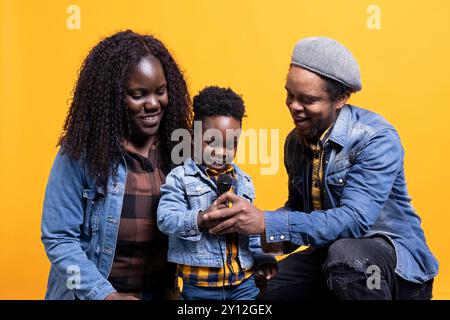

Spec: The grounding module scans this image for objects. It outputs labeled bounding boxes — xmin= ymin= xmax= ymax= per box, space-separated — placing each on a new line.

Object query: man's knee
xmin=325 ymin=237 xmax=395 ymax=272
xmin=323 ymin=239 xmax=370 ymax=289
xmin=322 ymin=238 xmax=395 ymax=299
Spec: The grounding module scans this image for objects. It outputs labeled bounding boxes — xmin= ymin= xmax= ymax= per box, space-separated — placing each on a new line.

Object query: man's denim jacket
xmin=265 ymin=105 xmax=438 ymax=283
xmin=157 ymin=157 xmax=274 ymax=268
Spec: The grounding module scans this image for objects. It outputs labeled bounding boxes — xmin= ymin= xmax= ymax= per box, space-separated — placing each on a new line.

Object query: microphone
xmin=216 ymin=174 xmax=234 ymax=207
xmin=217 ymin=174 xmax=233 ymax=196
xmin=214 ymin=174 xmax=235 ymax=287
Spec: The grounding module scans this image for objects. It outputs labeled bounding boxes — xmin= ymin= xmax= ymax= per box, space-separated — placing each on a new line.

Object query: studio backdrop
xmin=0 ymin=0 xmax=449 ymax=299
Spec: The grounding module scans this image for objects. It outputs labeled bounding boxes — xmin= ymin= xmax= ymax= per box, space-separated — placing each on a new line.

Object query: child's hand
xmin=197 ymin=203 xmax=229 ymax=229
xmin=254 ymin=263 xmax=277 ymax=281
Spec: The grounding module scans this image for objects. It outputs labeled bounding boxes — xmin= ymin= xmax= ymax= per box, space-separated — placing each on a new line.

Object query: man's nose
xmin=289 ymin=100 xmax=304 ymax=112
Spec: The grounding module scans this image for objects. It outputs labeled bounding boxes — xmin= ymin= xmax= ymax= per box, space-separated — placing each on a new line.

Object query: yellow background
xmin=1 ymin=0 xmax=449 ymax=299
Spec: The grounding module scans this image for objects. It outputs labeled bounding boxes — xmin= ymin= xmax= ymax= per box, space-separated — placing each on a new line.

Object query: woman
xmin=41 ymin=30 xmax=192 ymax=300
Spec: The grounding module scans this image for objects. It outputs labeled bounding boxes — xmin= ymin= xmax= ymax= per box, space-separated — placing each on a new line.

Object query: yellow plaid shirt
xmin=304 ymin=124 xmax=334 ymax=211
xmin=177 ymin=165 xmax=253 ymax=287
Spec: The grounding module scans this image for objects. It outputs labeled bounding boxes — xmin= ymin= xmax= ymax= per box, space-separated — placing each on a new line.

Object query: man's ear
xmin=336 ymin=93 xmax=350 ymax=110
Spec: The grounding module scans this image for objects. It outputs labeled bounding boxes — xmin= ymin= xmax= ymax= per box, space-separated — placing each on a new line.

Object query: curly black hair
xmin=193 ymin=86 xmax=246 ymax=122
xmin=320 ymin=75 xmax=355 ymax=103
xmin=59 ymin=30 xmax=192 ymax=187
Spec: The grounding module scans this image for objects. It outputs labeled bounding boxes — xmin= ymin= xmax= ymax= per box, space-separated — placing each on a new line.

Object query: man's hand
xmin=203 ymin=191 xmax=265 ymax=235
xmin=197 ymin=202 xmax=229 ymax=230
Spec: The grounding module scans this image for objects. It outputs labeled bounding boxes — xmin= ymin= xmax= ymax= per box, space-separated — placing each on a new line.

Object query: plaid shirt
xmin=176 ymin=164 xmax=253 ymax=287
xmin=303 ymin=124 xmax=334 ymax=211
xmin=108 ymin=140 xmax=175 ymax=297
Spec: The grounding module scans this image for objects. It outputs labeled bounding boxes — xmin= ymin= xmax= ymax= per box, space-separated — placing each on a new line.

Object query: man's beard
xmin=296 ymin=123 xmax=321 ymax=142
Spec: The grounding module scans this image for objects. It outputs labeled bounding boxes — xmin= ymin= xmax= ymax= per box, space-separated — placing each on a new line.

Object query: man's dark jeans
xmin=258 ymin=237 xmax=433 ymax=300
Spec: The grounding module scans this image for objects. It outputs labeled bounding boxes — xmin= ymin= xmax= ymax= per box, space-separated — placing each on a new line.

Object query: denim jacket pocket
xmin=331 ymin=155 xmax=352 ymax=172
xmin=185 ymin=182 xmax=213 ymax=210
xmin=326 ymin=170 xmax=347 ymax=205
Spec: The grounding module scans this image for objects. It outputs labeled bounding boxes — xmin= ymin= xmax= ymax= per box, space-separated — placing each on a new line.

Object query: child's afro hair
xmin=193 ymin=86 xmax=246 ymax=122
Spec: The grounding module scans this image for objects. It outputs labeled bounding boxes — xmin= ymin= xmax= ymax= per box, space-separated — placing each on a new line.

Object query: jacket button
xmin=196 ymin=186 xmax=202 ymax=192
xmin=338 ymin=178 xmax=344 ymax=183
xmin=280 ymin=235 xmax=285 ymax=240
xmin=269 ymin=236 xmax=274 ymax=241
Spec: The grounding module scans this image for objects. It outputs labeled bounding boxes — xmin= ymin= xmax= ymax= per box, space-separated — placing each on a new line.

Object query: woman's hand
xmin=254 ymin=263 xmax=277 ymax=281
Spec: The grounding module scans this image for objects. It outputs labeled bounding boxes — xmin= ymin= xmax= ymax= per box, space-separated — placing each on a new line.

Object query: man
xmin=203 ymin=37 xmax=438 ymax=299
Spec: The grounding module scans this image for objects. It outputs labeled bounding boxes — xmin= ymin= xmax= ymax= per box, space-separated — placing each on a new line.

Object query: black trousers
xmin=258 ymin=237 xmax=433 ymax=300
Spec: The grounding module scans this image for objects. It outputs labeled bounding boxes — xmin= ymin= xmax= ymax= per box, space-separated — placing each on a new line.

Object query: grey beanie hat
xmin=291 ymin=37 xmax=362 ymax=91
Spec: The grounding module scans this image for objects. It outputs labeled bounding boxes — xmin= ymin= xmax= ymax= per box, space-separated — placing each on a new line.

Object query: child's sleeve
xmin=157 ymin=167 xmax=202 ymax=241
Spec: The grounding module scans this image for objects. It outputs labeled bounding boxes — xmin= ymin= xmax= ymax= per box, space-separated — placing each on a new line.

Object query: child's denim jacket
xmin=157 ymin=157 xmax=275 ymax=268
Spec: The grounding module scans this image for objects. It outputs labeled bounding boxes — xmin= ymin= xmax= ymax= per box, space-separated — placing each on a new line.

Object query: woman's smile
xmin=139 ymin=112 xmax=162 ymax=127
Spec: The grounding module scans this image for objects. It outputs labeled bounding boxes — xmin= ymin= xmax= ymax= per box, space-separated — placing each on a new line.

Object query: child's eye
xmin=205 ymin=137 xmax=216 ymax=145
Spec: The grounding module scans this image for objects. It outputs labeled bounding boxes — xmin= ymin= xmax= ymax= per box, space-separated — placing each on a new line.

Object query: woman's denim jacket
xmin=41 ymin=150 xmax=129 ymax=300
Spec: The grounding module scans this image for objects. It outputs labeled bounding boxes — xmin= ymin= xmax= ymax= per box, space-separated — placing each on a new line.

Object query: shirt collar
xmin=198 ymin=164 xmax=235 ymax=178
xmin=303 ymin=121 xmax=335 ymax=151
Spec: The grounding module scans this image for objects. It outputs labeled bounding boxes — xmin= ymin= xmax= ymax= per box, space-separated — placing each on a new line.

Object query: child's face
xmin=201 ymin=116 xmax=241 ymax=172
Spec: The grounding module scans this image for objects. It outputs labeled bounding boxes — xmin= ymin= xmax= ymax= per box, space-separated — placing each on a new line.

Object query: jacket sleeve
xmin=249 ymin=235 xmax=278 ymax=267
xmin=265 ymin=129 xmax=403 ymax=247
xmin=157 ymin=168 xmax=202 ymax=241
xmin=245 ymin=183 xmax=277 ymax=267
xmin=41 ymin=150 xmax=116 ymax=300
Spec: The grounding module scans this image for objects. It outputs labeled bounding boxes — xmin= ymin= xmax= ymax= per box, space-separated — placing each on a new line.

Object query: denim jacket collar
xmin=328 ymin=104 xmax=352 ymax=148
